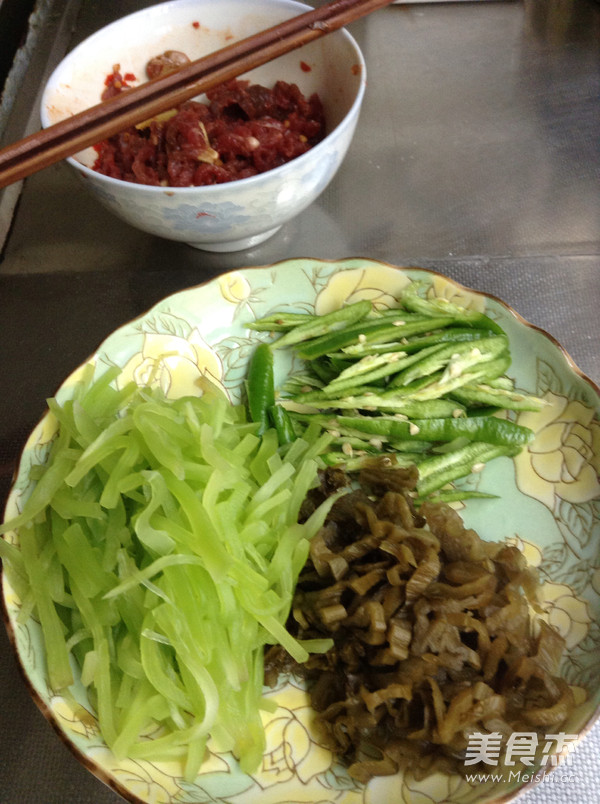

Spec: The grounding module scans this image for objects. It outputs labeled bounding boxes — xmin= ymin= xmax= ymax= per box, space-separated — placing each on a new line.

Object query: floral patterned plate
xmin=3 ymin=258 xmax=600 ymax=804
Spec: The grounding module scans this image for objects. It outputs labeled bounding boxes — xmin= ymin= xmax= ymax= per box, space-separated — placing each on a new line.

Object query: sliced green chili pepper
xmin=246 ymin=279 xmax=533 ymax=501
xmin=305 ymin=357 xmax=338 ymax=385
xmin=399 ymin=353 xmax=512 ymax=401
xmin=272 ymin=300 xmax=373 ymax=350
xmin=328 ymin=434 xmax=388 ymax=450
xmin=321 ymin=452 xmax=420 ymax=471
xmin=450 ymin=383 xmax=546 ymax=412
xmin=417 ymin=416 xmax=534 ymax=445
xmin=246 ymin=343 xmax=275 ymax=435
xmin=319 ymin=345 xmax=447 ymax=396
xmin=416 ymin=441 xmax=521 ymax=497
xmin=397 ymin=326 xmax=500 ymax=353
xmin=463 ymin=405 xmax=503 ymax=418
xmin=268 ymin=404 xmax=297 ymax=445
xmin=247 ymin=312 xmax=315 ymax=332
xmin=281 ymin=374 xmax=324 ymax=394
xmin=420 ymin=490 xmax=499 ymax=504
xmin=287 ymin=413 xmax=435 ymax=453
xmin=335 ymin=326 xmax=499 ymax=360
xmin=400 ymin=282 xmax=504 ymax=334
xmin=296 ymin=315 xmax=456 ymax=360
xmin=289 ymin=393 xmax=464 ymax=418
xmin=389 ymin=336 xmax=509 ymax=389
xmin=387 ymin=440 xmax=434 ymax=453
xmin=482 ymin=375 xmax=515 ymax=390
xmin=337 ymin=340 xmax=411 ymax=357
xmin=334 ymin=414 xmax=533 ymax=446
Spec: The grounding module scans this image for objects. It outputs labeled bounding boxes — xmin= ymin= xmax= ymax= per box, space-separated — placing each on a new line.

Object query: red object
xmin=101 ymin=67 xmax=137 ymax=100
xmin=93 ymin=78 xmax=325 ymax=186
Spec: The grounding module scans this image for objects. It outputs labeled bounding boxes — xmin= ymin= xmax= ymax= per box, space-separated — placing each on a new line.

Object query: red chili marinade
xmin=92 ymin=58 xmax=325 ymax=187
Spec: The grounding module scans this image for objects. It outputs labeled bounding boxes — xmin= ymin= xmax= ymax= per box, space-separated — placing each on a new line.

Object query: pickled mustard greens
xmin=248 ymin=283 xmax=546 ymax=499
xmin=265 ymin=460 xmax=574 ymax=782
xmin=0 ymin=364 xmax=339 ymax=778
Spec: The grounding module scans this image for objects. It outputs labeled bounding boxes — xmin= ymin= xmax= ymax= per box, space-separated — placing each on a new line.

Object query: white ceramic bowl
xmin=40 ymin=0 xmax=366 ymax=252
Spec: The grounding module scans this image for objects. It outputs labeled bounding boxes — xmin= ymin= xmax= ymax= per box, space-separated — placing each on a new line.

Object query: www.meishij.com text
xmin=465 ymin=768 xmax=576 ymax=785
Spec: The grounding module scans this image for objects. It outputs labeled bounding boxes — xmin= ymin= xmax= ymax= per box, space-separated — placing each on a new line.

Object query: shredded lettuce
xmin=0 ymin=371 xmax=338 ymax=778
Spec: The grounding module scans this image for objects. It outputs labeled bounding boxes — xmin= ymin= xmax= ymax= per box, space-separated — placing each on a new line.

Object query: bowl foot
xmin=186 ymin=226 xmax=282 ymax=252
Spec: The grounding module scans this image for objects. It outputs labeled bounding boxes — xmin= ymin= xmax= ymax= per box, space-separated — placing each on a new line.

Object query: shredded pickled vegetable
xmin=265 ymin=458 xmax=573 ymax=782
xmin=0 ymin=364 xmax=339 ymax=777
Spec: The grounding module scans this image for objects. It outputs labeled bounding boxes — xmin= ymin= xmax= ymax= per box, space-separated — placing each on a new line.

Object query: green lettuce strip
xmin=1 ymin=370 xmax=339 ymax=779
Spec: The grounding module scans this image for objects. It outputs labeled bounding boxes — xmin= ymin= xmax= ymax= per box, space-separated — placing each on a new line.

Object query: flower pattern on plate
xmin=515 ymin=391 xmax=600 ymax=509
xmin=116 ymin=316 xmax=226 ymax=399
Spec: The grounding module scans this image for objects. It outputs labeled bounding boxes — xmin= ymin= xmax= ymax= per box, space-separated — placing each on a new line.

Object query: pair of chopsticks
xmin=0 ymin=0 xmax=395 ymax=190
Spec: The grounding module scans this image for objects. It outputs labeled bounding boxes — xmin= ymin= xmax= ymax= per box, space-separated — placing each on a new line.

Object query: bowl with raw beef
xmin=40 ymin=0 xmax=366 ymax=251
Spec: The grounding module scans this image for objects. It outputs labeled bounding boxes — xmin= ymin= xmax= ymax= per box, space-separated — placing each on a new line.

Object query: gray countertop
xmin=1 ymin=1 xmax=599 ymax=802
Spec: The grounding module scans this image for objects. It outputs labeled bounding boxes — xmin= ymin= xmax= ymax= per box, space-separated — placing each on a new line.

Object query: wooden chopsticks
xmin=0 ymin=0 xmax=394 ymax=189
